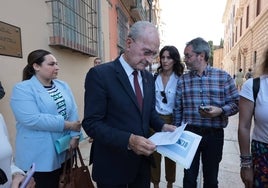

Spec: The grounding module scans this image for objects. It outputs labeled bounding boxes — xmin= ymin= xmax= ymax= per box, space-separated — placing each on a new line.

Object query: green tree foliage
xmin=208 ymin=40 xmax=213 ymax=66
xmin=207 ymin=39 xmax=224 ymax=67
xmin=220 ymin=38 xmax=224 ymax=47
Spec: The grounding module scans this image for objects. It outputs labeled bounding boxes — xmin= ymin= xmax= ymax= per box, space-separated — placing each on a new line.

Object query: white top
xmin=239 ymin=75 xmax=268 ymax=143
xmin=155 ymin=72 xmax=178 ymax=115
xmin=0 ymin=114 xmax=25 ymax=188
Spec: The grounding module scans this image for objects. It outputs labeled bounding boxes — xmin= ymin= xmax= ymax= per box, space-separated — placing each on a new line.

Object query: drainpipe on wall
xmin=148 ymin=0 xmax=152 ymax=22
xmin=97 ymin=1 xmax=104 ymax=60
xmin=148 ymin=0 xmax=152 ymax=72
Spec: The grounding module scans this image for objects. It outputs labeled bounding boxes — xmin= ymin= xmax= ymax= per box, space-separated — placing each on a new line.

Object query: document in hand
xmin=149 ymin=123 xmax=202 ymax=169
xmin=149 ymin=122 xmax=187 ymax=145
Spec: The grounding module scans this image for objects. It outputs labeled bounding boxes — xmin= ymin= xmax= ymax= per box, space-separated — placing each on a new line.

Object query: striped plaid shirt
xmin=174 ymin=66 xmax=239 ymax=128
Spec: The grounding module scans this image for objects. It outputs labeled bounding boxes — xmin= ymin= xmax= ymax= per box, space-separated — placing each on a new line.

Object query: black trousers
xmin=33 ymin=168 xmax=62 ymax=188
xmin=97 ymin=157 xmax=151 ymax=188
xmin=183 ymin=126 xmax=224 ymax=188
xmin=33 ymin=159 xmax=71 ymax=188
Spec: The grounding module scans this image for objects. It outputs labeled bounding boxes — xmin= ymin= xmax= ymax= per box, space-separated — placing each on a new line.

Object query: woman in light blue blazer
xmin=10 ymin=49 xmax=81 ymax=188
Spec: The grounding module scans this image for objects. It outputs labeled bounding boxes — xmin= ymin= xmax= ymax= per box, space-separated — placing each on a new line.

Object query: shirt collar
xmin=119 ymin=55 xmax=140 ymax=77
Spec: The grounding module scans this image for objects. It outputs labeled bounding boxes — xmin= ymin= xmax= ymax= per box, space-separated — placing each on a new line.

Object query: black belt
xmin=185 ymin=125 xmax=223 ymax=136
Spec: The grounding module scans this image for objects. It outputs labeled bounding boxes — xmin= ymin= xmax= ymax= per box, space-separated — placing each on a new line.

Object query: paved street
xmin=79 ymin=114 xmax=244 ymax=188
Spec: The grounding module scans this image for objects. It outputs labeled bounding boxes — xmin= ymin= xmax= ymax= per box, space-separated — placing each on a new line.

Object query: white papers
xmin=156 ymin=131 xmax=202 ymax=169
xmin=149 ymin=122 xmax=187 ymax=145
xmin=149 ymin=122 xmax=202 ymax=169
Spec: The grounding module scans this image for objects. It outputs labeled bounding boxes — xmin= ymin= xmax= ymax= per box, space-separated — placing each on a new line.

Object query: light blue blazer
xmin=10 ymin=76 xmax=80 ymax=172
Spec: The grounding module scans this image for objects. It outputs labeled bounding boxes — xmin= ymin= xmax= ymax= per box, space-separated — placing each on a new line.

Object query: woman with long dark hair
xmin=151 ymin=45 xmax=184 ymax=188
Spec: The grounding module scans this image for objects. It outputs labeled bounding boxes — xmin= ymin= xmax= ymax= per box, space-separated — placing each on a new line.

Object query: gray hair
xmin=186 ymin=37 xmax=211 ymax=61
xmin=127 ymin=21 xmax=157 ymax=41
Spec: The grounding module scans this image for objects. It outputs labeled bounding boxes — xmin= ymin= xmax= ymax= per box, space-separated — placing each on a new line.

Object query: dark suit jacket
xmin=82 ymin=57 xmax=164 ymax=184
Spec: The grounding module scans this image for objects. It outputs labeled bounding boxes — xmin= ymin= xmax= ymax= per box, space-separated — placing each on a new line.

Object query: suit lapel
xmin=114 ymin=60 xmax=141 ymax=112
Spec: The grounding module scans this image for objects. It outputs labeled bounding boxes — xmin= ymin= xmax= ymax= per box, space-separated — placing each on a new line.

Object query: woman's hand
xmin=64 ymin=121 xmax=81 ymax=131
xmin=69 ymin=137 xmax=79 ymax=149
xmin=11 ymin=173 xmax=35 ymax=188
xmin=25 ymin=177 xmax=35 ymax=188
xmin=240 ymin=167 xmax=254 ymax=188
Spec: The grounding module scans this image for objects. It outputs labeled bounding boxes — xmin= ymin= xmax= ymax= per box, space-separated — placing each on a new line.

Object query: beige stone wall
xmin=0 ymin=0 xmax=161 ymax=148
xmin=213 ymin=48 xmax=224 ymax=69
xmin=222 ymin=0 xmax=268 ymax=77
xmin=0 ymin=0 xmax=97 ymax=147
xmin=0 ymin=0 xmax=160 ymax=148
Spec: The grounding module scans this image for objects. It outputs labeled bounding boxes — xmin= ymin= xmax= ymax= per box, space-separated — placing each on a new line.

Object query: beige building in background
xmin=221 ymin=0 xmax=268 ymax=77
xmin=0 ymin=0 xmax=160 ymax=147
xmin=0 ymin=0 xmax=101 ymax=146
xmin=213 ymin=47 xmax=224 ymax=69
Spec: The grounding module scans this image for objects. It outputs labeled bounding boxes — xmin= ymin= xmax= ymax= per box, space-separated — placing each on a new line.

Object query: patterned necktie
xmin=132 ymin=70 xmax=143 ymax=111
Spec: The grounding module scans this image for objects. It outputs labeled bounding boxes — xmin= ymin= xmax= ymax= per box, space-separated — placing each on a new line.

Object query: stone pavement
xmin=79 ymin=114 xmax=244 ymax=188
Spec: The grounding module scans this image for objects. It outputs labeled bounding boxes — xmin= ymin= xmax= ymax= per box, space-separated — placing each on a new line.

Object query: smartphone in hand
xmin=19 ymin=163 xmax=35 ymax=188
xmin=199 ymin=105 xmax=211 ymax=112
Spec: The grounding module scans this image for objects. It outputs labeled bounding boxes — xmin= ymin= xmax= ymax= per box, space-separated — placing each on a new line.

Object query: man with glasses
xmin=174 ymin=37 xmax=239 ymax=188
xmin=82 ymin=21 xmax=176 ymax=188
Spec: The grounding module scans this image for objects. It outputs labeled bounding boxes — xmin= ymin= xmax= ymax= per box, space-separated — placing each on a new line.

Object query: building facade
xmin=221 ymin=0 xmax=268 ymax=77
xmin=0 ymin=0 xmax=160 ymax=146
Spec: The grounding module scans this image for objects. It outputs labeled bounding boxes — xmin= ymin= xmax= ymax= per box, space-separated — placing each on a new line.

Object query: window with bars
xmin=116 ymin=6 xmax=128 ymax=51
xmin=46 ymin=0 xmax=98 ymax=56
xmin=256 ymin=0 xmax=261 ymax=16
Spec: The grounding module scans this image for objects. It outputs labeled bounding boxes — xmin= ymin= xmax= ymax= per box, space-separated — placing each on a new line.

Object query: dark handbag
xmin=59 ymin=147 xmax=95 ymax=188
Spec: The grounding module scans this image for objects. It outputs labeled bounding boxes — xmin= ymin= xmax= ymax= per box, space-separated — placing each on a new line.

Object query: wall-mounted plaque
xmin=0 ymin=21 xmax=22 ymax=58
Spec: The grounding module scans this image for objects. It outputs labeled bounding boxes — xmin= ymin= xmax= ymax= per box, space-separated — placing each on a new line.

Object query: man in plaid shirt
xmin=174 ymin=37 xmax=239 ymax=188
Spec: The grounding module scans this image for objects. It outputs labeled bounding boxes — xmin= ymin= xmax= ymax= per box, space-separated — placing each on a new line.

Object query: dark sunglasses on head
xmin=160 ymin=91 xmax=167 ymax=104
xmin=0 ymin=168 xmax=7 ymax=185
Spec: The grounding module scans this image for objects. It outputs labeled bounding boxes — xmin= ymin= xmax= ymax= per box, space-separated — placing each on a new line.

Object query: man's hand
xmin=199 ymin=105 xmax=222 ymax=118
xmin=128 ymin=134 xmax=156 ymax=156
xmin=161 ymin=124 xmax=177 ymax=132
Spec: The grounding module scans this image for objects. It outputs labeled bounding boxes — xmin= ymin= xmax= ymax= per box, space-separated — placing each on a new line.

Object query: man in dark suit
xmin=82 ymin=21 xmax=176 ymax=188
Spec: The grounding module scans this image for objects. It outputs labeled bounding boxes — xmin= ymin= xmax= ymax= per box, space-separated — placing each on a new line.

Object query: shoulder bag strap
xmin=253 ymin=77 xmax=260 ymax=117
xmin=76 ymin=147 xmax=86 ymax=167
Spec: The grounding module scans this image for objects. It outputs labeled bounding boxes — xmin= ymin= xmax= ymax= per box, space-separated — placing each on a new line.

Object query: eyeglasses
xmin=0 ymin=168 xmax=7 ymax=185
xmin=184 ymin=53 xmax=200 ymax=60
xmin=160 ymin=91 xmax=167 ymax=104
xmin=184 ymin=54 xmax=193 ymax=59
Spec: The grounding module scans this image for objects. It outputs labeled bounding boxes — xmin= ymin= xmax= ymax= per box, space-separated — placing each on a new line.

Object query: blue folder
xmin=55 ymin=134 xmax=84 ymax=154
